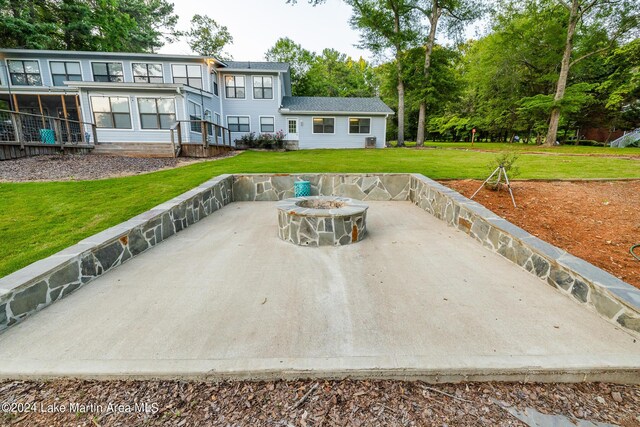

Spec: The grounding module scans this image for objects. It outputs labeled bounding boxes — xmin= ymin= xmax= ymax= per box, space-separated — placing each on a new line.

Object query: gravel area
xmin=0 ymin=153 xmax=237 ymax=182
xmin=0 ymin=380 xmax=638 ymax=426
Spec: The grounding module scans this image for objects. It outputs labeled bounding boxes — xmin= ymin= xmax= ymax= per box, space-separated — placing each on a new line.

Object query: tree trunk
xmin=393 ymin=7 xmax=405 ymax=147
xmin=416 ymin=2 xmax=441 ymax=147
xmin=544 ymin=0 xmax=580 ymax=146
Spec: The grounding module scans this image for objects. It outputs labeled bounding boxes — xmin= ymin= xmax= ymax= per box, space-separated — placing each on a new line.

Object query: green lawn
xmin=390 ymin=141 xmax=640 ymax=155
xmin=1 ymin=148 xmax=639 ymax=278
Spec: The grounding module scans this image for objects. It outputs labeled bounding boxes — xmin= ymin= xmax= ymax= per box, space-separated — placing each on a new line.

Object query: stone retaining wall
xmin=409 ymin=174 xmax=640 ymax=334
xmin=1 ymin=172 xmax=639 ymax=335
xmin=0 ymin=175 xmax=233 ymax=332
xmin=232 ymin=174 xmax=411 ymax=202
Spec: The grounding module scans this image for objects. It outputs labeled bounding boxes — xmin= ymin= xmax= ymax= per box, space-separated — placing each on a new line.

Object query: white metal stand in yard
xmin=470 ymin=164 xmax=517 ymax=208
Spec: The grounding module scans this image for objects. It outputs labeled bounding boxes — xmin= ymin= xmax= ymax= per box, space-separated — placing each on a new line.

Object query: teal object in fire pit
xmin=294 ymin=180 xmax=311 ymax=197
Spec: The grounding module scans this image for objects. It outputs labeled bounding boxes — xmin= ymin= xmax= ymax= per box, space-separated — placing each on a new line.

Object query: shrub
xmin=235 ymin=130 xmax=286 ymax=150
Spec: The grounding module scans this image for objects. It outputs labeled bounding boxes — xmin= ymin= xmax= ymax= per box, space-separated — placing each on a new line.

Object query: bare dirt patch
xmin=0 ymin=380 xmax=638 ymax=426
xmin=0 ymin=152 xmax=238 ymax=182
xmin=442 ymin=180 xmax=640 ymax=289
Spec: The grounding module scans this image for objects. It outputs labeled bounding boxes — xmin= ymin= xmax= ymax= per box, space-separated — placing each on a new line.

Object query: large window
xmin=253 ymin=76 xmax=273 ymax=99
xmin=312 ymin=117 xmax=335 ymax=134
xmin=91 ymin=96 xmax=131 ymax=129
xmin=50 ymin=61 xmax=81 ymax=86
xmin=172 ymin=64 xmax=202 ymax=89
xmin=225 ymin=76 xmax=245 ymax=99
xmin=132 ymin=63 xmax=163 ymax=83
xmin=138 ymin=98 xmax=175 ymax=129
xmin=349 ymin=117 xmax=371 ymax=134
xmin=7 ymin=60 xmax=42 ymax=86
xmin=188 ymin=102 xmax=202 ymax=132
xmin=92 ymin=62 xmax=124 ymax=82
xmin=228 ymin=116 xmax=250 ymax=132
xmin=260 ymin=117 xmax=275 ymax=133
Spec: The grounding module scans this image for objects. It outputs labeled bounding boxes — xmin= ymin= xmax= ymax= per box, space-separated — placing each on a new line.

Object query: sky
xmin=159 ymin=0 xmax=371 ymax=61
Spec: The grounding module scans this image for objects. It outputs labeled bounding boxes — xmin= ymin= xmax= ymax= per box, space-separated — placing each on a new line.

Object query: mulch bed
xmin=0 ymin=380 xmax=638 ymax=426
xmin=0 ymin=153 xmax=235 ymax=182
xmin=442 ymin=180 xmax=640 ymax=289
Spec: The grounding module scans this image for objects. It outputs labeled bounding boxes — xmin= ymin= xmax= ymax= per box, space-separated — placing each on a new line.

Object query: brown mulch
xmin=0 ymin=380 xmax=638 ymax=426
xmin=0 ymin=153 xmax=237 ymax=182
xmin=442 ymin=180 xmax=640 ymax=289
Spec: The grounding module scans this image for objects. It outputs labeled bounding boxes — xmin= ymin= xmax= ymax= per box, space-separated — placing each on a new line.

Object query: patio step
xmin=93 ymin=142 xmax=176 ymax=158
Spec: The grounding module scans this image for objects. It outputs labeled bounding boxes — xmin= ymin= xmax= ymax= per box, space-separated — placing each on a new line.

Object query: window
xmin=313 ymin=117 xmax=334 ymax=134
xmin=288 ymin=119 xmax=298 ymax=134
xmin=228 ymin=116 xmax=250 ymax=132
xmin=253 ymin=76 xmax=273 ymax=99
xmin=91 ymin=96 xmax=131 ymax=129
xmin=188 ymin=102 xmax=202 ymax=132
xmin=260 ymin=117 xmax=275 ymax=133
xmin=132 ymin=63 xmax=163 ymax=83
xmin=172 ymin=64 xmax=202 ymax=89
xmin=7 ymin=60 xmax=42 ymax=86
xmin=50 ymin=61 xmax=81 ymax=86
xmin=225 ymin=76 xmax=245 ymax=99
xmin=212 ymin=71 xmax=219 ymax=96
xmin=349 ymin=118 xmax=371 ymax=134
xmin=138 ymin=98 xmax=175 ymax=129
xmin=92 ymin=62 xmax=123 ymax=82
xmin=215 ymin=113 xmax=222 ymax=137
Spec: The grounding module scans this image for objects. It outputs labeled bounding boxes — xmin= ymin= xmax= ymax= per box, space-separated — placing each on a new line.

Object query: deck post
xmin=228 ymin=129 xmax=232 ymax=147
xmin=53 ymin=119 xmax=64 ymax=149
xmin=37 ymin=95 xmax=46 ymax=127
xmin=60 ymin=95 xmax=71 ymax=144
xmin=75 ymin=95 xmax=85 ymax=143
xmin=11 ymin=112 xmax=24 ymax=148
xmin=214 ymin=124 xmax=219 ymax=145
xmin=201 ymin=121 xmax=207 ymax=147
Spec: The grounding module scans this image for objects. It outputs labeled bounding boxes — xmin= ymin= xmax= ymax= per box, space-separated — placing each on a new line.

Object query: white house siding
xmin=220 ymin=71 xmax=287 ymax=146
xmin=79 ymin=89 xmax=185 ymax=144
xmin=287 ymin=115 xmax=387 ymax=149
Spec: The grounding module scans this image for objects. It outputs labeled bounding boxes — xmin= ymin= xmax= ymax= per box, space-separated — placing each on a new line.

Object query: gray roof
xmin=224 ymin=61 xmax=290 ymax=72
xmin=281 ymin=96 xmax=394 ymax=114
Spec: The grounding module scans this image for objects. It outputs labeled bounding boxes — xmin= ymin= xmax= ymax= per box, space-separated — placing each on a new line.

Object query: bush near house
xmin=236 ymin=131 xmax=286 ymax=150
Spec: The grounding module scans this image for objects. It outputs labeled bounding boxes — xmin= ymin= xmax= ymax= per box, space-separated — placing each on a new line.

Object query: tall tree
xmin=185 ymin=14 xmax=233 ymax=59
xmin=412 ymin=0 xmax=484 ymax=146
xmin=543 ymin=0 xmax=639 ymax=146
xmin=346 ymin=0 xmax=422 ymax=146
xmin=287 ymin=0 xmax=421 ymax=146
xmin=265 ymin=37 xmax=315 ymax=95
xmin=0 ymin=0 xmax=180 ymax=52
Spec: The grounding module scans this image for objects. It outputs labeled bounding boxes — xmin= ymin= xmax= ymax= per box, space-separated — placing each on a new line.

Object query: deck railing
xmin=0 ymin=109 xmax=97 ymax=147
xmin=170 ymin=120 xmax=232 ymax=156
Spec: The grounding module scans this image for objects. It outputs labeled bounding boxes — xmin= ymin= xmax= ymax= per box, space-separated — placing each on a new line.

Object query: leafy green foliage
xmin=185 ymin=14 xmax=233 ymax=59
xmin=485 ymin=152 xmax=520 ymax=190
xmin=264 ymin=38 xmax=377 ymax=97
xmin=0 ymin=0 xmax=180 ymax=52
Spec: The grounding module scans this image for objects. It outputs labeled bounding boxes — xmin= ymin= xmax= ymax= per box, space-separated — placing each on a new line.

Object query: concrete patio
xmin=0 ymin=201 xmax=638 ymax=381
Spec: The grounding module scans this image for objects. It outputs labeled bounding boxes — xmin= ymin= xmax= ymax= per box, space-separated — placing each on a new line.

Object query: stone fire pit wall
xmin=277 ymin=196 xmax=368 ymax=246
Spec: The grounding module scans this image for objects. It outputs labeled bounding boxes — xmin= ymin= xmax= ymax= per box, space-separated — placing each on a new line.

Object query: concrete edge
xmin=409 ymin=173 xmax=640 ymax=335
xmin=1 ymin=355 xmax=639 ymax=384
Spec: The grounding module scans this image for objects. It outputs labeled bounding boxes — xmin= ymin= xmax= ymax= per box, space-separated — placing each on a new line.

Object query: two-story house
xmin=0 ymin=49 xmax=393 ymax=156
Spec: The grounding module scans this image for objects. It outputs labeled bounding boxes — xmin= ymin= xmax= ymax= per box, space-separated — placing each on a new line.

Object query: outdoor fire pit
xmin=277 ymin=196 xmax=368 ymax=246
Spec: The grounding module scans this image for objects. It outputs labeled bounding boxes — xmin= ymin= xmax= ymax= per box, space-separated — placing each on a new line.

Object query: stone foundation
xmin=277 ymin=196 xmax=368 ymax=246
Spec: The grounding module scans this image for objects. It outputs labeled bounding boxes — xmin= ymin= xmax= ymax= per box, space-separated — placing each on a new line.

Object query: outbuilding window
xmin=349 ymin=118 xmax=371 ymax=134
xmin=312 ymin=117 xmax=335 ymax=134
